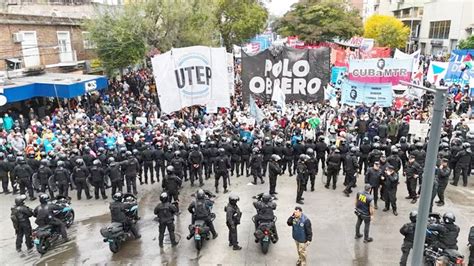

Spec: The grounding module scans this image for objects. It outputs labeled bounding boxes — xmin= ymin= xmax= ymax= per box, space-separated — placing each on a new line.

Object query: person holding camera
xmin=355 ymin=184 xmax=375 ymax=243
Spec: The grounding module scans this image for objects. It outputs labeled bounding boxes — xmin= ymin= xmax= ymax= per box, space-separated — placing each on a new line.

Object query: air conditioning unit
xmin=12 ymin=33 xmax=23 ymax=43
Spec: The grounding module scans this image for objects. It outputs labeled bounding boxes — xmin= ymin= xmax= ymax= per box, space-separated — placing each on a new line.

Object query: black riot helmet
xmin=409 ymin=210 xmax=417 ymax=223
xmin=442 ymin=212 xmax=455 ymax=224
xmin=196 ymin=189 xmax=205 ymax=200
xmin=39 ymin=193 xmax=50 ymax=204
xmin=166 ymin=165 xmax=175 ymax=175
xmin=160 ymin=192 xmax=169 ymax=203
xmin=229 ymin=194 xmax=240 ymax=204
xmin=14 ymin=194 xmax=27 ymax=206
xmin=113 ymin=192 xmax=123 ymax=202
xmin=261 ymin=193 xmax=272 ymax=203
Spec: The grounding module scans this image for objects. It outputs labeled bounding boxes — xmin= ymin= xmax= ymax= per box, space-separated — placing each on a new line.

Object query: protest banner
xmin=331 ymin=66 xmax=347 ymax=84
xmin=445 ymin=49 xmax=474 ymax=85
xmin=340 ymin=80 xmax=393 ymax=107
xmin=348 ymin=58 xmax=413 ymax=85
xmin=426 ymin=61 xmax=449 ymax=86
xmin=151 ymin=46 xmax=230 ymax=114
xmin=242 ymin=46 xmax=330 ymax=103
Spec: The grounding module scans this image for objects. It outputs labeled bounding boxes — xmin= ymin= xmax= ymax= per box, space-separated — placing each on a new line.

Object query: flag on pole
xmin=249 ymin=95 xmax=264 ymax=123
xmin=271 ymin=85 xmax=286 ymax=114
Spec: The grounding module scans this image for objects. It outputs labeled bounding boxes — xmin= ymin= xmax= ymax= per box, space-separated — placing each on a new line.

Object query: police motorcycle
xmin=100 ymin=193 xmax=139 ymax=253
xmin=32 ymin=196 xmax=75 ymax=255
xmin=252 ymin=193 xmax=278 ymax=254
xmin=424 ymin=213 xmax=464 ymax=266
xmin=188 ymin=189 xmax=216 ymax=251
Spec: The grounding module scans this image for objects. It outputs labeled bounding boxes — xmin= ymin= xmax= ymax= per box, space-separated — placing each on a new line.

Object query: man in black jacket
xmin=162 ymin=166 xmax=182 ymax=203
xmin=90 ymin=159 xmax=107 ymax=200
xmin=154 ymin=143 xmax=166 ymax=182
xmin=154 ymin=192 xmax=178 ymax=248
xmin=452 ymin=143 xmax=472 ymax=187
xmin=343 ymin=147 xmax=359 ymax=196
xmin=382 ymin=165 xmax=399 ymax=216
xmin=325 ymin=147 xmax=342 ymax=190
xmin=404 ymin=155 xmax=422 ymax=204
xmin=400 ymin=211 xmax=417 ymax=265
xmin=11 ymin=157 xmax=36 ymax=200
xmin=141 ymin=146 xmax=155 ymax=184
xmin=365 ymin=161 xmax=382 ymax=209
xmin=72 ymin=159 xmax=92 ymax=200
xmin=268 ymin=154 xmax=282 ymax=195
xmin=188 ymin=144 xmax=204 ymax=187
xmin=225 ymin=194 xmax=242 ymax=250
xmin=11 ymin=195 xmax=34 ymax=252
xmin=105 ymin=158 xmax=123 ymax=196
xmin=436 ymin=158 xmax=451 ymax=206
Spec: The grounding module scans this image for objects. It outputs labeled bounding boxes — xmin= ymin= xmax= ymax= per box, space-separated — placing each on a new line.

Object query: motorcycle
xmin=32 ymin=196 xmax=75 ymax=255
xmin=188 ymin=190 xmax=216 ymax=251
xmin=100 ymin=194 xmax=139 ymax=253
xmin=253 ymin=216 xmax=277 ymax=254
xmin=252 ymin=193 xmax=278 ymax=254
xmin=51 ymin=196 xmax=75 ymax=228
xmin=423 ymin=213 xmax=465 ymax=265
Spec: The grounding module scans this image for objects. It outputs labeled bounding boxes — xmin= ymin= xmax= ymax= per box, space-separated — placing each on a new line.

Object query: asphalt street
xmin=0 ymin=170 xmax=473 ymax=266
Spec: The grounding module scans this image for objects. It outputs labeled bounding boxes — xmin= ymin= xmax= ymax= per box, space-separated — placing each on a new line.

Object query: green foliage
xmin=84 ymin=7 xmax=147 ymax=75
xmin=458 ymin=35 xmax=474 ymax=49
xmin=364 ymin=15 xmax=410 ymax=48
xmin=86 ymin=0 xmax=269 ymax=72
xmin=216 ymin=0 xmax=269 ymax=52
xmin=142 ymin=0 xmax=219 ymax=51
xmin=276 ymin=0 xmax=363 ymax=43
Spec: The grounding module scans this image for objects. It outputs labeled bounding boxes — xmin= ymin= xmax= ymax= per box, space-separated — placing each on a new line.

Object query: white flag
xmin=271 ymin=85 xmax=286 ymax=114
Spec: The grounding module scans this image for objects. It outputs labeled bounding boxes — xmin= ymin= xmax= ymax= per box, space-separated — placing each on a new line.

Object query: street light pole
xmin=400 ymin=81 xmax=448 ymax=266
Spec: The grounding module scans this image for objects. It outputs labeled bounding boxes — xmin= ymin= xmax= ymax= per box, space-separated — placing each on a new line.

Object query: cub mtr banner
xmin=242 ymin=47 xmax=330 ymax=102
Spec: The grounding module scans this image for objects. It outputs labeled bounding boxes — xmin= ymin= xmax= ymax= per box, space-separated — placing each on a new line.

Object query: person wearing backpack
xmin=11 ymin=195 xmax=34 ymax=252
xmin=187 ymin=189 xmax=218 ymax=240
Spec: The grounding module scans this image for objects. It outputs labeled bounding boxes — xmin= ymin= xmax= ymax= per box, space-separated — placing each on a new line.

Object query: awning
xmin=0 ymin=73 xmax=108 ymax=105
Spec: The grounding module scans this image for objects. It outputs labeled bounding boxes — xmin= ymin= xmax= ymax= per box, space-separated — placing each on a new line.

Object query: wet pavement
xmin=1 ymin=171 xmax=473 ymax=265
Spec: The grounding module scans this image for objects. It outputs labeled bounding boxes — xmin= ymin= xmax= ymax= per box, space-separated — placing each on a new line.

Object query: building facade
xmin=418 ymin=0 xmax=473 ymax=56
xmin=0 ymin=13 xmax=97 ymax=72
xmin=363 ymin=0 xmax=473 ymax=55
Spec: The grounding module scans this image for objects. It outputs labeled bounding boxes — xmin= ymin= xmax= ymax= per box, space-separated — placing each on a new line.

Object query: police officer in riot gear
xmin=11 ymin=195 xmax=34 ymax=252
xmin=141 ymin=146 xmax=155 ymax=184
xmin=382 ymin=165 xmax=399 ymax=216
xmin=106 ymin=157 xmax=123 ymax=196
xmin=250 ymin=147 xmax=264 ymax=185
xmin=0 ymin=152 xmax=10 ymax=194
xmin=225 ymin=194 xmax=242 ymax=250
xmin=154 ymin=192 xmax=179 ymax=248
xmin=162 ymin=166 xmax=182 ymax=203
xmin=214 ymin=148 xmax=231 ymax=193
xmin=428 ymin=212 xmax=460 ymax=250
xmin=187 ymin=189 xmax=218 ymax=239
xmin=51 ymin=161 xmax=71 ymax=198
xmin=305 ymin=149 xmax=318 ymax=191
xmin=109 ymin=192 xmax=141 ymax=239
xmin=268 ymin=154 xmax=282 ymax=195
xmin=253 ymin=193 xmax=278 ymax=243
xmin=283 ymin=141 xmax=294 ymax=176
xmin=123 ymin=151 xmax=139 ymax=195
xmin=399 ymin=211 xmax=417 ymax=265
xmin=343 ymin=147 xmax=359 ymax=196
xmin=11 ymin=156 xmax=36 ymax=200
xmin=154 ymin=143 xmax=166 ymax=182
xmin=435 ymin=158 xmax=451 ymax=207
xmin=72 ymin=158 xmax=92 ymax=200
xmin=452 ymin=142 xmax=472 ymax=186
xmin=37 ymin=159 xmax=54 ymax=198
xmin=90 ymin=159 xmax=107 ymax=200
xmin=326 ymin=146 xmax=342 ymax=190
xmin=188 ymin=144 xmax=204 ymax=186
xmin=230 ymin=141 xmax=241 ymax=177
xmin=34 ymin=194 xmax=68 ymax=241
xmin=296 ymin=154 xmax=309 ymax=204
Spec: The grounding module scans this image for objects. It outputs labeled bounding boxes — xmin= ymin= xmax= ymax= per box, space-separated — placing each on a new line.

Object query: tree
xmin=276 ymin=0 xmax=363 ymax=43
xmin=142 ymin=0 xmax=219 ymax=52
xmin=216 ymin=0 xmax=269 ymax=52
xmin=458 ymin=35 xmax=474 ymax=49
xmin=84 ymin=7 xmax=147 ymax=75
xmin=364 ymin=15 xmax=410 ymax=49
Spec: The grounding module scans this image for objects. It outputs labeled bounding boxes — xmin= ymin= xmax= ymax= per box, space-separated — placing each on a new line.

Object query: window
xmin=82 ymin=31 xmax=96 ymax=49
xmin=429 ymin=20 xmax=451 ymax=39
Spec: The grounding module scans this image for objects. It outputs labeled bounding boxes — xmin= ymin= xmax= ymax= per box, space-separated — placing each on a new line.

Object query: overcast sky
xmin=265 ymin=0 xmax=299 ymax=16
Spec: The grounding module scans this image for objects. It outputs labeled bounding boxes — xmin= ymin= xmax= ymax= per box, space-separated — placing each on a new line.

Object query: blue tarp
xmin=3 ymin=76 xmax=108 ymax=103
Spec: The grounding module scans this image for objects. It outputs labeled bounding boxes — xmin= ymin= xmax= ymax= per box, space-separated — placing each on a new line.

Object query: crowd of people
xmin=2 ymin=63 xmax=474 ymax=265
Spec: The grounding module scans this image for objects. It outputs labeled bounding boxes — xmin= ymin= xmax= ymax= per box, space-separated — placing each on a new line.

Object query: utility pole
xmin=399 ymin=81 xmax=448 ymax=266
